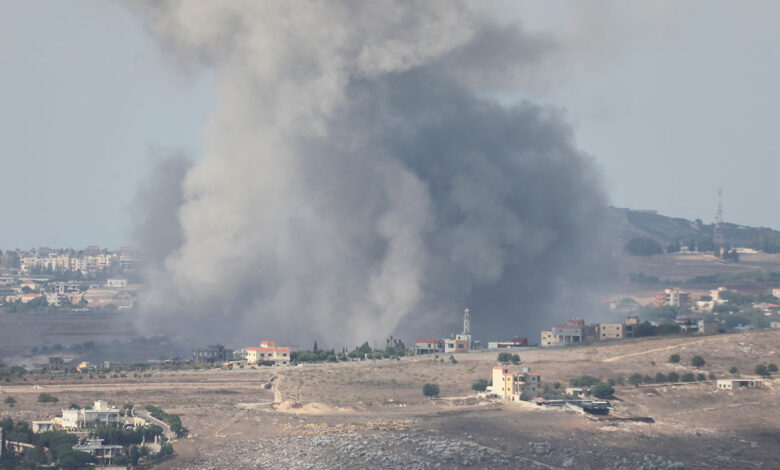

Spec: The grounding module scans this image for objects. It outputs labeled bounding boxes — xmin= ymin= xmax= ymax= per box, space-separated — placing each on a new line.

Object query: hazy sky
xmin=1 ymin=1 xmax=779 ymax=249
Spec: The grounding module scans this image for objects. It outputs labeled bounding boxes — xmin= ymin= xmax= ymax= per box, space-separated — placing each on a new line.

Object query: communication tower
xmin=463 ymin=308 xmax=471 ymax=335
xmin=713 ymin=188 xmax=726 ymax=251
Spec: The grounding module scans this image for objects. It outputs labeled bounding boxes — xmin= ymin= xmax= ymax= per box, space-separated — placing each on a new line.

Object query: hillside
xmin=608 ymin=206 xmax=780 ymax=248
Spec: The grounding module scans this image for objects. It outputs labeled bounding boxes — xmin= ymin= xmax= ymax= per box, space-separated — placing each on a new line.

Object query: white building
xmin=106 ymin=278 xmax=128 ymax=289
xmin=58 ymin=401 xmax=123 ymax=430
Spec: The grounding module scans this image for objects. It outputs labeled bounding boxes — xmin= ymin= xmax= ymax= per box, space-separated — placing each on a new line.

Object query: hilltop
xmin=607 ymin=206 xmax=780 ymax=248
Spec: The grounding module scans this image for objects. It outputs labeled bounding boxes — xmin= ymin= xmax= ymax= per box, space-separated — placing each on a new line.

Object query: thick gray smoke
xmin=127 ymin=1 xmax=609 ymax=347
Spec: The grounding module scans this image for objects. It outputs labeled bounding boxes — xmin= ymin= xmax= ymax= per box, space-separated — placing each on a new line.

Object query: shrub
xmin=667 ymin=372 xmax=680 ymax=382
xmin=769 ymin=363 xmax=778 ymax=373
xmin=696 ymin=373 xmax=707 ymax=381
xmin=654 ymin=372 xmax=667 ymax=383
xmin=471 ymin=379 xmax=489 ymax=392
xmin=422 ymin=383 xmax=440 ymax=398
xmin=681 ymin=372 xmax=695 ymax=382
xmin=497 ymin=352 xmax=512 ymax=363
xmin=755 ymin=364 xmax=771 ymax=377
xmin=628 ymin=373 xmax=643 ymax=386
xmin=708 ymin=372 xmax=716 ymax=380
xmin=729 ymin=366 xmax=738 ymax=375
xmin=511 ymin=354 xmax=521 ymax=364
xmin=37 ymin=393 xmax=58 ymax=403
xmin=591 ymin=382 xmax=615 ymax=399
xmin=643 ymin=375 xmax=654 ymax=384
xmin=449 ymin=355 xmax=457 ymax=364
xmin=691 ymin=356 xmax=705 ymax=368
xmin=570 ymin=375 xmax=601 ymax=387
xmin=4 ymin=396 xmax=16 ymax=407
xmin=668 ymin=354 xmax=681 ymax=364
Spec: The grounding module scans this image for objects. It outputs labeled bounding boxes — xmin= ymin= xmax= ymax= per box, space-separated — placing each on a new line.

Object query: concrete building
xmin=598 ymin=322 xmax=625 ymax=340
xmin=655 ymin=288 xmax=692 ymax=308
xmin=246 ymin=340 xmax=290 ymax=365
xmin=541 ymin=319 xmax=598 ymax=347
xmin=491 ymin=366 xmax=541 ymax=400
xmin=487 ymin=337 xmax=527 ymax=349
xmin=770 ymin=322 xmax=780 ymax=329
xmin=72 ymin=438 xmax=124 ymax=466
xmin=193 ymin=344 xmax=232 ymax=363
xmin=717 ymin=378 xmax=764 ymax=390
xmin=698 ymin=319 xmax=719 ymax=335
xmin=106 ymin=278 xmax=127 ymax=289
xmin=48 ymin=357 xmax=64 ymax=370
xmin=58 ymin=401 xmax=123 ymax=430
xmin=414 ymin=338 xmax=443 ymax=355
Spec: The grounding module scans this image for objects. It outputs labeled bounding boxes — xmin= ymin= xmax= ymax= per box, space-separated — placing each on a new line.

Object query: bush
xmin=4 ymin=396 xmax=16 ymax=407
xmin=624 ymin=237 xmax=663 ymax=256
xmin=708 ymin=372 xmax=716 ymax=380
xmin=769 ymin=363 xmax=778 ymax=373
xmin=667 ymin=372 xmax=680 ymax=382
xmin=681 ymin=372 xmax=695 ymax=382
xmin=422 ymin=383 xmax=440 ymax=398
xmin=696 ymin=373 xmax=707 ymax=381
xmin=729 ymin=366 xmax=738 ymax=375
xmin=569 ymin=375 xmax=601 ymax=387
xmin=497 ymin=352 xmax=512 ymax=363
xmin=511 ymin=354 xmax=521 ymax=364
xmin=591 ymin=382 xmax=615 ymax=399
xmin=654 ymin=373 xmax=667 ymax=383
xmin=691 ymin=356 xmax=705 ymax=368
xmin=668 ymin=354 xmax=681 ymax=364
xmin=449 ymin=355 xmax=457 ymax=364
xmin=755 ymin=364 xmax=771 ymax=377
xmin=37 ymin=393 xmax=58 ymax=403
xmin=472 ymin=379 xmax=489 ymax=392
xmin=628 ymin=373 xmax=643 ymax=386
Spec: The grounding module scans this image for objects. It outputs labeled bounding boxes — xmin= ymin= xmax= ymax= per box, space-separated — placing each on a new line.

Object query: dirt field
xmin=2 ymin=329 xmax=779 ymax=469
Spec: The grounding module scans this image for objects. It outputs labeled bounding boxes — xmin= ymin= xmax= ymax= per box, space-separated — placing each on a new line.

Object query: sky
xmin=1 ymin=1 xmax=779 ymax=250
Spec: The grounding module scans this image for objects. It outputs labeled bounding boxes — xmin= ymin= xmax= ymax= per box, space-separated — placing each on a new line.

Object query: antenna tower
xmin=713 ymin=188 xmax=726 ymax=249
xmin=463 ymin=308 xmax=471 ymax=335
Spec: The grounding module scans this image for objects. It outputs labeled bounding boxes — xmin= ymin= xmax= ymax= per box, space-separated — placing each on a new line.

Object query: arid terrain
xmin=2 ymin=329 xmax=779 ymax=469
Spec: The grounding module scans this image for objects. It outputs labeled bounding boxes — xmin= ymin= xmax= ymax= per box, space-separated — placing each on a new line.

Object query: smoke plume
xmin=127 ymin=1 xmax=609 ymax=347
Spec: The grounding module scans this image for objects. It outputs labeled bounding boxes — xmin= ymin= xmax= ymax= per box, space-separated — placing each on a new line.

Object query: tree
xmin=449 ymin=355 xmax=457 ymax=364
xmin=570 ymin=375 xmax=601 ymax=387
xmin=666 ymin=241 xmax=681 ymax=253
xmin=624 ymin=237 xmax=663 ymax=256
xmin=591 ymin=382 xmax=614 ymax=399
xmin=313 ymin=341 xmax=318 ymax=353
xmin=667 ymin=372 xmax=680 ymax=383
xmin=755 ymin=364 xmax=771 ymax=377
xmin=729 ymin=366 xmax=738 ymax=375
xmin=654 ymin=372 xmax=667 ymax=383
xmin=769 ymin=363 xmax=778 ymax=373
xmin=691 ymin=356 xmax=705 ymax=368
xmin=696 ymin=373 xmax=707 ymax=381
xmin=511 ymin=354 xmax=521 ymax=364
xmin=668 ymin=354 xmax=681 ymax=364
xmin=130 ymin=445 xmax=140 ymax=466
xmin=497 ymin=352 xmax=513 ymax=363
xmin=37 ymin=393 xmax=59 ymax=403
xmin=681 ymin=372 xmax=695 ymax=382
xmin=628 ymin=373 xmax=643 ymax=386
xmin=422 ymin=383 xmax=440 ymax=398
xmin=472 ymin=379 xmax=489 ymax=392
xmin=4 ymin=396 xmax=16 ymax=407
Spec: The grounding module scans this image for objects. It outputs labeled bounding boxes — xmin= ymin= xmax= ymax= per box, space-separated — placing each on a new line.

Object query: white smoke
xmin=126 ymin=1 xmax=609 ymax=347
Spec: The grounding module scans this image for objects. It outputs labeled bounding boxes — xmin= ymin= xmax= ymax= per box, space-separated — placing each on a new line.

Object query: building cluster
xmin=32 ymin=401 xmax=147 ymax=433
xmin=487 ymin=366 xmax=541 ymax=401
xmin=2 ymin=276 xmax=135 ymax=309
xmin=414 ymin=309 xmax=474 ymax=355
xmin=541 ymin=318 xmax=640 ymax=347
xmin=14 ymin=246 xmax=137 ymax=275
xmin=193 ymin=340 xmax=292 ymax=366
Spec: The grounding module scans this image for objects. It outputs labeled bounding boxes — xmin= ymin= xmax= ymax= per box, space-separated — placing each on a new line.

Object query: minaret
xmin=463 ymin=308 xmax=471 ymax=335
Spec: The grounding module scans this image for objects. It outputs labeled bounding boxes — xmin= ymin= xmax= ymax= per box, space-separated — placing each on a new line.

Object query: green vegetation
xmin=691 ymin=355 xmax=706 ymax=368
xmin=4 ymin=396 xmax=16 ymax=407
xmin=568 ymin=375 xmax=601 ymax=387
xmin=590 ymin=382 xmax=614 ymax=399
xmin=37 ymin=392 xmax=59 ymax=403
xmin=145 ymin=405 xmax=183 ymax=435
xmin=0 ymin=418 xmax=93 ymax=470
xmin=729 ymin=366 xmax=738 ymax=375
xmin=449 ymin=355 xmax=457 ymax=364
xmin=624 ymin=237 xmax=663 ymax=256
xmin=654 ymin=372 xmax=667 ymax=383
xmin=497 ymin=352 xmax=521 ymax=364
xmin=668 ymin=354 xmax=681 ymax=363
xmin=769 ymin=363 xmax=778 ymax=373
xmin=681 ymin=372 xmax=695 ymax=382
xmin=422 ymin=383 xmax=440 ymax=398
xmin=667 ymin=372 xmax=680 ymax=382
xmin=471 ymin=378 xmax=489 ymax=392
xmin=755 ymin=364 xmax=772 ymax=377
xmin=628 ymin=373 xmax=643 ymax=386
xmin=91 ymin=424 xmax=164 ymax=446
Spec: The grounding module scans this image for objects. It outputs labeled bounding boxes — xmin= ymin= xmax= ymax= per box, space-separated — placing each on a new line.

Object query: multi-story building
xmin=193 ymin=344 xmax=233 ymax=363
xmin=414 ymin=338 xmax=443 ymax=355
xmin=491 ymin=366 xmax=541 ymax=400
xmin=655 ymin=288 xmax=692 ymax=308
xmin=541 ymin=319 xmax=598 ymax=347
xmin=58 ymin=401 xmax=123 ymax=430
xmin=246 ymin=340 xmax=291 ymax=365
xmin=106 ymin=278 xmax=128 ymax=289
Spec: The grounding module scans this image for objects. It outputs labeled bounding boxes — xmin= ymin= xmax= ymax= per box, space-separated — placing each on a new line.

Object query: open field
xmin=2 ymin=329 xmax=779 ymax=469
